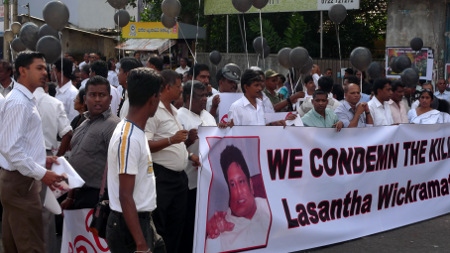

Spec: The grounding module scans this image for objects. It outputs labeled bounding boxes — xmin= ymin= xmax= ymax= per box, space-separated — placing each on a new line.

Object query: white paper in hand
xmin=43 ymin=186 xmax=62 ymax=214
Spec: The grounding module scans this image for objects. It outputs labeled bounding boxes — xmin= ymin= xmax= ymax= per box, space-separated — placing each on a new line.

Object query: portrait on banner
xmin=205 ymin=137 xmax=272 ymax=252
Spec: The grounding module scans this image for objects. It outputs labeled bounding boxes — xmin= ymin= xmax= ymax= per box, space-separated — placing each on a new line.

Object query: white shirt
xmin=434 ymin=90 xmax=450 ymax=102
xmin=108 ymin=70 xmax=120 ymax=88
xmin=175 ymin=66 xmax=190 ymax=75
xmin=228 ymin=96 xmax=266 ymax=126
xmin=145 ymin=102 xmax=188 ymax=171
xmin=206 ymin=197 xmax=271 ymax=252
xmin=0 ymin=78 xmax=15 ymax=97
xmin=108 ymin=120 xmax=157 ymax=213
xmin=261 ymin=93 xmax=275 ymax=113
xmin=0 ymin=83 xmax=47 ymax=180
xmin=388 ymin=99 xmax=409 ymax=124
xmin=312 ymin=73 xmax=320 ymax=89
xmin=368 ymin=96 xmax=394 ymax=126
xmin=119 ymin=91 xmax=129 ymax=119
xmin=34 ymin=87 xmax=72 ymax=150
xmin=0 ymin=93 xmax=4 ymax=108
xmin=79 ymin=78 xmax=89 ymax=90
xmin=177 ymin=108 xmax=216 ymax=189
xmin=78 ymin=61 xmax=88 ymax=71
xmin=55 ymin=80 xmax=79 ymax=121
xmin=110 ymin=84 xmax=121 ymax=116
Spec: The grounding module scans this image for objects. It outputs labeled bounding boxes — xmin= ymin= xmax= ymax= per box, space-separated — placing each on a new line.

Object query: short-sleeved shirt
xmin=145 ymin=102 xmax=188 ymax=171
xmin=334 ymin=100 xmax=370 ymax=128
xmin=368 ymin=96 xmax=394 ymax=126
xmin=302 ymin=108 xmax=339 ymax=128
xmin=228 ymin=96 xmax=266 ymax=126
xmin=108 ymin=119 xmax=157 ymax=213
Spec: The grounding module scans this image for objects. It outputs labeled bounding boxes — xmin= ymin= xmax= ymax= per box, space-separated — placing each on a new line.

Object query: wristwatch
xmin=188 ymin=153 xmax=194 ymax=161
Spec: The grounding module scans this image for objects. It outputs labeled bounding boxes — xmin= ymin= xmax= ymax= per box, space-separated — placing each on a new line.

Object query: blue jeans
xmin=106 ymin=210 xmax=165 ymax=253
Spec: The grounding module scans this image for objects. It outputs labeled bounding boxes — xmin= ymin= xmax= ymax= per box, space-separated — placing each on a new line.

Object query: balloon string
xmin=59 ymin=31 xmax=63 ymax=86
xmin=335 ymin=24 xmax=342 ymax=85
xmin=259 ymin=10 xmax=265 ymax=70
xmin=242 ymin=14 xmax=249 ymax=69
xmin=188 ymin=0 xmax=202 ymax=112
xmin=290 ymin=68 xmax=295 ymax=95
xmin=178 ymin=27 xmax=196 ymax=64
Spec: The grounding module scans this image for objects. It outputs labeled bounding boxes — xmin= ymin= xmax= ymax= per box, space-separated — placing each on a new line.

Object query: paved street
xmin=0 ymin=213 xmax=449 ymax=252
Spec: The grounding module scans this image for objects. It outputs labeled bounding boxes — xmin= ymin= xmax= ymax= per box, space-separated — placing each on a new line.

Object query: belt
xmin=111 ymin=209 xmax=151 ymax=219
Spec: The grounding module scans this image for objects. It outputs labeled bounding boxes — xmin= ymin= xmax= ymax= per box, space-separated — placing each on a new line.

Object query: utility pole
xmin=12 ymin=0 xmax=17 ymax=22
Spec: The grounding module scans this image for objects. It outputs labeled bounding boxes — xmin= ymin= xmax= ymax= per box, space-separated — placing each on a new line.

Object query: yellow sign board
xmin=122 ymin=22 xmax=178 ymax=39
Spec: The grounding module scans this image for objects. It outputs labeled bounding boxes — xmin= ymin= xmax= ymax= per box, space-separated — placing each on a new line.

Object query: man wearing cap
xmin=207 ymin=65 xmax=239 ymax=122
xmin=264 ymin=69 xmax=305 ymax=112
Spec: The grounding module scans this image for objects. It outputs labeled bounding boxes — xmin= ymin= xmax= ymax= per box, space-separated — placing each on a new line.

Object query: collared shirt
xmin=119 ymin=91 xmax=129 ymax=119
xmin=228 ymin=96 xmax=266 ymax=125
xmin=368 ymin=96 xmax=394 ymax=126
xmin=55 ymin=80 xmax=79 ymax=121
xmin=69 ymin=108 xmax=120 ymax=188
xmin=334 ymin=100 xmax=371 ymax=127
xmin=263 ymin=89 xmax=283 ymax=106
xmin=261 ymin=93 xmax=275 ymax=113
xmin=0 ymin=78 xmax=14 ymax=97
xmin=107 ymin=70 xmax=120 ymax=88
xmin=175 ymin=66 xmax=190 ymax=75
xmin=145 ymin=102 xmax=188 ymax=171
xmin=34 ymin=87 xmax=72 ymax=150
xmin=297 ymin=96 xmax=341 ymax=117
xmin=302 ymin=108 xmax=339 ymax=128
xmin=0 ymin=83 xmax=47 ymax=180
xmin=434 ymin=90 xmax=450 ymax=102
xmin=388 ymin=99 xmax=409 ymax=124
xmin=109 ymin=84 xmax=121 ymax=116
xmin=0 ymin=93 xmax=4 ymax=108
xmin=108 ymin=120 xmax=156 ymax=213
xmin=177 ymin=107 xmax=216 ymax=190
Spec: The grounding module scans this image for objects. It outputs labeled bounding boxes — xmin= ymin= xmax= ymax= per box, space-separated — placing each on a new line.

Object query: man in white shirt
xmin=79 ymin=64 xmax=90 ymax=90
xmin=0 ymin=51 xmax=64 ymax=253
xmin=228 ymin=69 xmax=287 ymax=126
xmin=175 ymin=57 xmax=190 ymax=75
xmin=0 ymin=93 xmax=4 ymax=107
xmin=78 ymin=53 xmax=89 ymax=71
xmin=0 ymin=60 xmax=14 ymax=97
xmin=54 ymin=58 xmax=79 ymax=121
xmin=177 ymin=80 xmax=217 ymax=252
xmin=389 ymin=80 xmax=409 ymax=124
xmin=434 ymin=78 xmax=450 ymax=102
xmin=107 ymin=58 xmax=120 ymax=88
xmin=145 ymin=70 xmax=200 ymax=253
xmin=106 ymin=68 xmax=163 ymax=253
xmin=368 ymin=78 xmax=394 ymax=126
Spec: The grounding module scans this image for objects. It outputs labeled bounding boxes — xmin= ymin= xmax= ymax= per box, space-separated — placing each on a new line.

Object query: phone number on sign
xmin=321 ymin=0 xmax=354 ymax=3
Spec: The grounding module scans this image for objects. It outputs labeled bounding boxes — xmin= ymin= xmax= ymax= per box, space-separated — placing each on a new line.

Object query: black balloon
xmin=36 ymin=35 xmax=61 ymax=64
xmin=224 ymin=63 xmax=242 ymax=78
xmin=410 ymin=37 xmax=423 ymax=51
xmin=11 ymin=37 xmax=26 ymax=52
xmin=42 ymin=1 xmax=69 ymax=31
xmin=19 ymin=22 xmax=39 ymax=50
xmin=232 ymin=0 xmax=252 ymax=13
xmin=277 ymin=47 xmax=292 ymax=69
xmin=161 ymin=13 xmax=176 ymax=29
xmin=350 ymin=47 xmax=372 ymax=71
xmin=161 ymin=0 xmax=181 ymax=18
xmin=401 ymin=68 xmax=419 ymax=87
xmin=253 ymin=36 xmax=268 ymax=54
xmin=300 ymin=57 xmax=313 ymax=74
xmin=289 ymin=47 xmax=309 ymax=69
xmin=107 ymin=0 xmax=128 ymax=9
xmin=253 ymin=0 xmax=269 ymax=9
xmin=394 ymin=55 xmax=412 ymax=73
xmin=39 ymin=24 xmax=59 ymax=39
xmin=260 ymin=45 xmax=270 ymax=59
xmin=367 ymin=62 xmax=383 ymax=80
xmin=114 ymin=10 xmax=130 ymax=27
xmin=328 ymin=4 xmax=347 ymax=24
xmin=209 ymin=50 xmax=221 ymax=65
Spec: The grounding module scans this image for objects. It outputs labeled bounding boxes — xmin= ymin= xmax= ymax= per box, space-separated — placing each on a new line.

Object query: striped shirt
xmin=107 ymin=119 xmax=157 ymax=213
xmin=0 ymin=83 xmax=47 ymax=180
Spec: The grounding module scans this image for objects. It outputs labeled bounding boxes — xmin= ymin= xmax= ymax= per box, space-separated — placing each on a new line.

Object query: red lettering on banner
xmin=267 ymin=149 xmax=303 ymax=180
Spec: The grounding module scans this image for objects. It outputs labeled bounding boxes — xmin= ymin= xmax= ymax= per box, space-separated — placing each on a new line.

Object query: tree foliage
xmin=127 ymin=0 xmax=387 ymax=58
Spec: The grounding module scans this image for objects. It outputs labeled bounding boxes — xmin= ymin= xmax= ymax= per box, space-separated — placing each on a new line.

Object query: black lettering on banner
xmin=267 ymin=149 xmax=303 ymax=180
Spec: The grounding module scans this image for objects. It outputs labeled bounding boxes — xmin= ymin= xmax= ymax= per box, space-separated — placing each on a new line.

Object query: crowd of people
xmin=0 ymin=49 xmax=449 ymax=253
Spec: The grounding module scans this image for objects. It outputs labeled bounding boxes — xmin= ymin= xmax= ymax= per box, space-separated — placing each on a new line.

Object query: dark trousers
xmin=0 ymin=169 xmax=45 ymax=253
xmin=106 ymin=210 xmax=165 ymax=253
xmin=180 ymin=188 xmax=197 ymax=253
xmin=152 ymin=163 xmax=188 ymax=253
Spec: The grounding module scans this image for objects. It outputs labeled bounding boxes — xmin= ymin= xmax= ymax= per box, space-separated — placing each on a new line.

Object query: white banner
xmin=195 ymin=124 xmax=450 ymax=252
xmin=61 ymin=209 xmax=110 ymax=253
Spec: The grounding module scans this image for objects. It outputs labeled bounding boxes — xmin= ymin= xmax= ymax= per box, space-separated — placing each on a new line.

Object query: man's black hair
xmin=127 ymin=67 xmax=163 ymax=107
